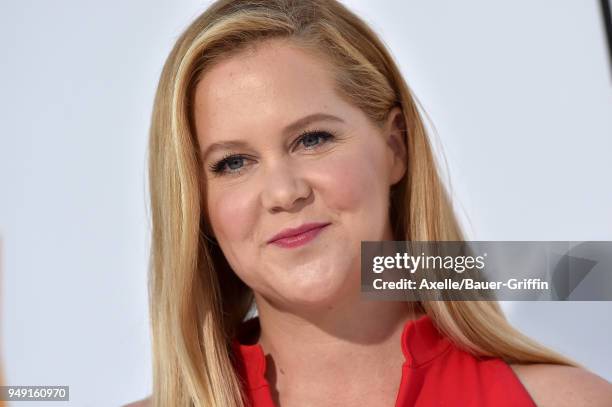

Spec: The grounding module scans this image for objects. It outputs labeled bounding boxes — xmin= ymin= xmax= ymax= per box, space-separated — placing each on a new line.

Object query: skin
xmin=195 ymin=39 xmax=407 ymax=315
xmin=124 ymin=38 xmax=612 ymax=406
xmin=510 ymin=364 xmax=612 ymax=407
xmin=194 ymin=38 xmax=415 ymax=406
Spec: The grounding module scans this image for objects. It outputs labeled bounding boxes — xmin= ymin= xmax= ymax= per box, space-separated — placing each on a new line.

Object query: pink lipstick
xmin=267 ymin=222 xmax=330 ymax=248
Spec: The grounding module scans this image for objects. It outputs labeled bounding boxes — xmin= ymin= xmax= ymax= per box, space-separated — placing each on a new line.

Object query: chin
xmin=277 ymin=271 xmax=358 ymax=308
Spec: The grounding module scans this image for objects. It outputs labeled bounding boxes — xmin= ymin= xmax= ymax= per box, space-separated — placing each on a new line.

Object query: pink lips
xmin=267 ymin=222 xmax=331 ymax=248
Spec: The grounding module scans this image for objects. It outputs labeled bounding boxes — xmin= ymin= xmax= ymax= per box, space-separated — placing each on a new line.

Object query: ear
xmin=384 ymin=106 xmax=408 ymax=186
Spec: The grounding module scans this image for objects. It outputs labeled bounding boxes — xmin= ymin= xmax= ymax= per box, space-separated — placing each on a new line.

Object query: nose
xmin=261 ymin=159 xmax=312 ymax=212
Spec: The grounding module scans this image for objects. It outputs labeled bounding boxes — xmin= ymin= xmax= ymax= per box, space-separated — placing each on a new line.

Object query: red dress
xmin=231 ymin=314 xmax=536 ymax=406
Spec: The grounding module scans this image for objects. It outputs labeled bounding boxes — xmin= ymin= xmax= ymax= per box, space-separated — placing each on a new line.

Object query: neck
xmin=252 ymin=291 xmax=423 ymax=403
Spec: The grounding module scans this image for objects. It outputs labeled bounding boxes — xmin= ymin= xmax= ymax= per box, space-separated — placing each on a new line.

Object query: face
xmin=193 ymin=38 xmax=406 ymax=310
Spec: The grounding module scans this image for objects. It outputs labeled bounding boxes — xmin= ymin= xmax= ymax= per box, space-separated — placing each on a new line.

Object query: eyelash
xmin=207 ymin=129 xmax=336 ymax=177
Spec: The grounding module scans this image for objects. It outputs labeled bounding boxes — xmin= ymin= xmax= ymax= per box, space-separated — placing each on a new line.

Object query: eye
xmin=208 ymin=153 xmax=251 ymax=176
xmin=208 ymin=130 xmax=336 ymax=177
xmin=296 ymin=130 xmax=335 ymax=150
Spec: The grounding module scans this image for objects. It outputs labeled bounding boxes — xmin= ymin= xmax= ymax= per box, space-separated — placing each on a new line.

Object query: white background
xmin=1 ymin=1 xmax=611 ymax=406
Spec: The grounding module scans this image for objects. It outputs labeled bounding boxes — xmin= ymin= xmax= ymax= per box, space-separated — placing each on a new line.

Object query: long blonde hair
xmin=147 ymin=1 xmax=577 ymax=405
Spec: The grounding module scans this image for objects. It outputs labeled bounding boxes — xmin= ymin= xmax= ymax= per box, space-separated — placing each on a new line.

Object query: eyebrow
xmin=200 ymin=112 xmax=344 ymax=162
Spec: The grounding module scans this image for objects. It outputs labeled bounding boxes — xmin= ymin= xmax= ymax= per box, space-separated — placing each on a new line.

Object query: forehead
xmin=192 ymin=39 xmax=345 ymax=145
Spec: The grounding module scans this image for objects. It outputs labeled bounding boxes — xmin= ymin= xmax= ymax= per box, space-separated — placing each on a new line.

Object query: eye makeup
xmin=207 ymin=129 xmax=337 ymax=177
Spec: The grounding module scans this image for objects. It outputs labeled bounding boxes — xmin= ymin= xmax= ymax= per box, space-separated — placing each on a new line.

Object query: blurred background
xmin=1 ymin=0 xmax=611 ymax=405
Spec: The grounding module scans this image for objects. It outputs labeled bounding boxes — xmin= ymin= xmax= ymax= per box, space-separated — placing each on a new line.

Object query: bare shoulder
xmin=510 ymin=363 xmax=612 ymax=407
xmin=122 ymin=396 xmax=151 ymax=407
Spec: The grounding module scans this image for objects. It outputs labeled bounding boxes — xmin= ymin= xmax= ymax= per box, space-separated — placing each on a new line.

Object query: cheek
xmin=207 ymin=186 xmax=256 ymax=242
xmin=318 ymin=142 xmax=388 ymax=214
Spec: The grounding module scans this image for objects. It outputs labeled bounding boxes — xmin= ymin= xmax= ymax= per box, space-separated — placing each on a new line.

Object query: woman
xmin=127 ymin=0 xmax=612 ymax=406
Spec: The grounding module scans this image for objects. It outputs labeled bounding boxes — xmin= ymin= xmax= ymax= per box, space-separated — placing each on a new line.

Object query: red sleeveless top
xmin=231 ymin=314 xmax=536 ymax=406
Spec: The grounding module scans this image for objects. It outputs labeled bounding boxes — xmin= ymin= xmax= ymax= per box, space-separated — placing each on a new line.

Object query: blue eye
xmin=209 ymin=154 xmax=248 ymax=175
xmin=208 ymin=130 xmax=335 ymax=177
xmin=298 ymin=130 xmax=334 ymax=149
xmin=225 ymin=156 xmax=244 ymax=170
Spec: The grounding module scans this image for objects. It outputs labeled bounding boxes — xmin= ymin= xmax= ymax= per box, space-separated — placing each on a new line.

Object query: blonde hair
xmin=147 ymin=0 xmax=577 ymax=405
